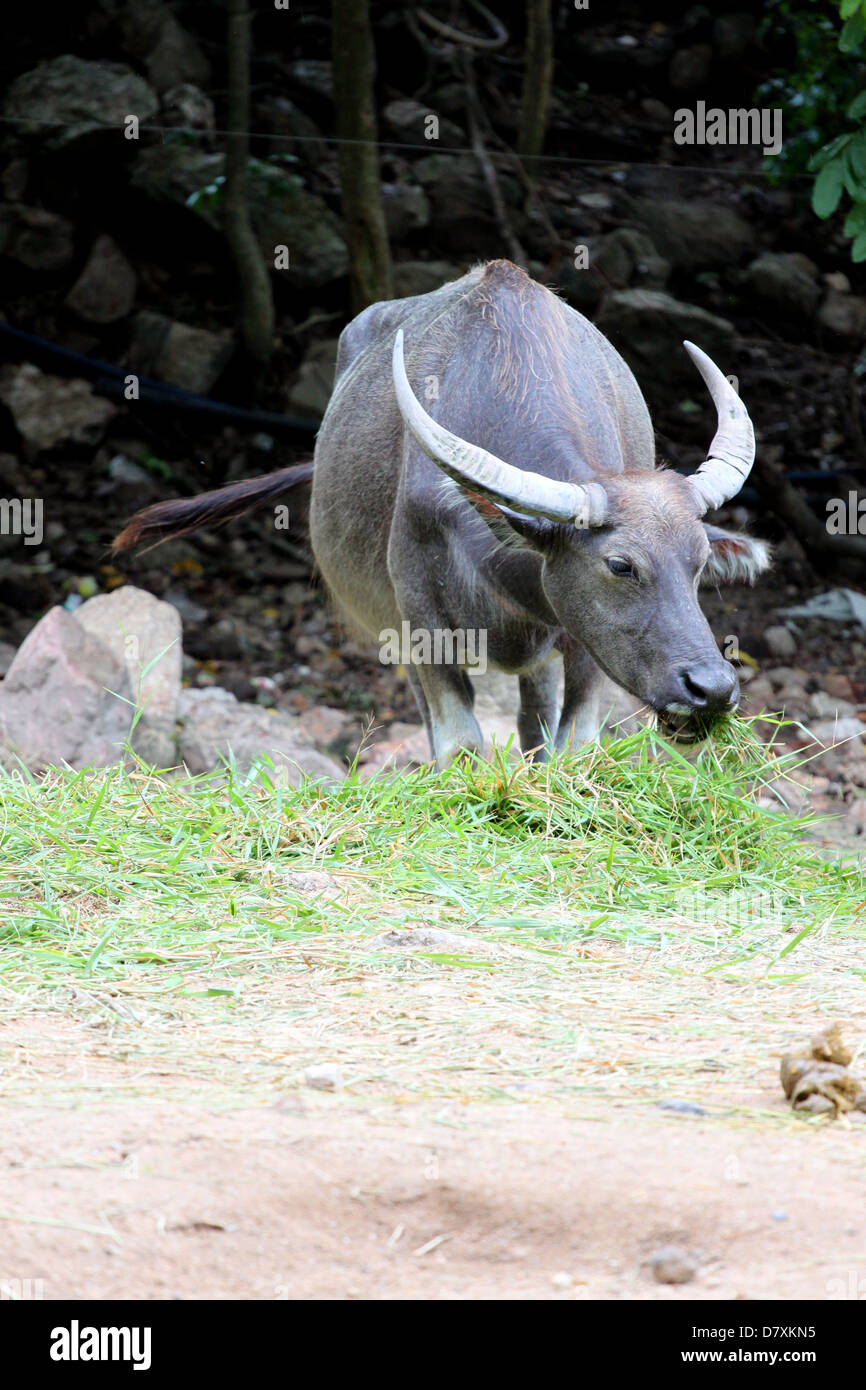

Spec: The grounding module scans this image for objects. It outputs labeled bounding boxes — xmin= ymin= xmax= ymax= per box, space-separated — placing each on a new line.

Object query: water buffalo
xmin=115 ymin=259 xmax=769 ymax=766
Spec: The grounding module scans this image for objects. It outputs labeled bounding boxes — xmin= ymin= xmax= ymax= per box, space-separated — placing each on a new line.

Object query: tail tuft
xmin=113 ymin=461 xmax=314 ymax=554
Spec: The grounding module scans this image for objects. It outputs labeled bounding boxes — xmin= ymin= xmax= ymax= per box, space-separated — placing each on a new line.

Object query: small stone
xmin=771 ymin=1210 xmax=787 ymax=1221
xmin=657 ymin=1099 xmax=705 ymax=1116
xmin=304 ymin=1063 xmax=343 ymax=1092
xmin=651 ymin=1245 xmax=697 ymax=1284
xmin=809 ymin=690 xmax=858 ymax=720
xmin=551 ymin=1271 xmax=573 ymax=1288
xmin=764 ymin=625 xmax=797 ymax=660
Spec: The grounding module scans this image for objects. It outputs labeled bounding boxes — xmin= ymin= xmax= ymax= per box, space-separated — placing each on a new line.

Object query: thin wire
xmin=0 ymin=111 xmax=807 ymax=179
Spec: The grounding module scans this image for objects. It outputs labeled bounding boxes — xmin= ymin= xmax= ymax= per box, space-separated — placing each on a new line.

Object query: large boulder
xmin=285 ymin=338 xmax=339 ymax=420
xmin=0 ymin=364 xmax=116 ymax=450
xmin=818 ymin=287 xmax=866 ymax=341
xmin=178 ymin=687 xmax=345 ymax=785
xmin=0 ymin=203 xmax=75 ymax=272
xmin=74 ymin=587 xmax=182 ymax=768
xmin=392 ymin=260 xmax=463 ymax=298
xmin=130 ymin=147 xmax=348 ymax=289
xmin=0 ymin=608 xmax=133 ymax=770
xmin=630 ymin=198 xmax=753 ymax=272
xmin=64 ymin=235 xmax=137 ymax=324
xmin=116 ymin=0 xmax=210 ymax=93
xmin=381 ymin=181 xmax=431 ymax=239
xmin=743 ymin=252 xmax=821 ymax=322
xmin=595 ymin=290 xmax=736 ymax=389
xmin=590 ymin=228 xmax=670 ymax=290
xmin=4 ymin=56 xmax=158 ymax=147
xmin=128 ymin=311 xmax=233 ymax=394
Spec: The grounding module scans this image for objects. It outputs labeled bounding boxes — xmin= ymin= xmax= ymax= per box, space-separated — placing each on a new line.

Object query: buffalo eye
xmin=607 ymin=556 xmax=635 ymax=578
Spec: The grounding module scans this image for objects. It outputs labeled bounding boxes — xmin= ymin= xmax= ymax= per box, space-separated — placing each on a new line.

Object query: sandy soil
xmin=2 ymin=1017 xmax=865 ymax=1301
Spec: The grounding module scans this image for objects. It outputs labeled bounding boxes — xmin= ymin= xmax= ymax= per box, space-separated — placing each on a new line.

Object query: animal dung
xmin=780 ymin=1024 xmax=866 ymax=1117
xmin=650 ymin=1246 xmax=697 ymax=1285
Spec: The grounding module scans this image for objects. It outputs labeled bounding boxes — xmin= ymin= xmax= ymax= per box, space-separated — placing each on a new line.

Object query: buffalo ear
xmin=701 ymin=524 xmax=772 ymax=586
xmin=460 ymin=489 xmax=561 ymax=551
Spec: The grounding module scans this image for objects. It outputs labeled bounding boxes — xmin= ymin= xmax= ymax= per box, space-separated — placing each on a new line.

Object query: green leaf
xmin=852 ymin=231 xmax=866 ymax=261
xmin=807 ymin=133 xmax=853 ymax=172
xmin=840 ymin=10 xmax=866 ymax=52
xmin=848 ymin=90 xmax=866 ymax=120
xmin=812 ymin=160 xmax=845 ymax=217
xmin=843 ymin=200 xmax=866 ymax=235
xmin=840 ymin=0 xmax=861 ymax=19
xmin=848 ymin=133 xmax=866 ymax=182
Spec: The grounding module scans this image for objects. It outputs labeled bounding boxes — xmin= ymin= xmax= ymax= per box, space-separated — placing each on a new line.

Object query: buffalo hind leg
xmin=411 ymin=662 xmax=483 ymax=769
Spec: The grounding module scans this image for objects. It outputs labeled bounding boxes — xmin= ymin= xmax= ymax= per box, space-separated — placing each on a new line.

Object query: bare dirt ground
xmin=3 ymin=916 xmax=866 ymax=1302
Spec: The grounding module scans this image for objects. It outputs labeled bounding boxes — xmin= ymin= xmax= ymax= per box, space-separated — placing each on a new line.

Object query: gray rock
xmin=763 ymin=624 xmax=798 ymax=660
xmin=657 ymin=1099 xmax=706 ymax=1116
xmin=4 ymin=56 xmax=158 ymax=147
xmin=0 ymin=641 xmax=17 ymax=677
xmin=359 ymin=722 xmax=430 ymax=778
xmin=591 ymin=228 xmax=669 ymax=289
xmin=0 ymin=203 xmax=75 ymax=272
xmin=0 ymin=364 xmax=116 ymax=450
xmin=669 ymin=43 xmax=713 ymax=90
xmin=129 ymin=311 xmax=233 ymax=394
xmin=808 ymin=718 xmax=865 ymax=747
xmin=177 ymin=687 xmax=345 ymax=785
xmin=304 ymin=1062 xmax=342 ymax=1092
xmin=595 ymin=291 xmax=736 ymax=389
xmin=74 ymin=586 xmax=181 ymax=768
xmin=382 ymin=98 xmax=464 ymax=147
xmin=818 ymin=288 xmax=866 ymax=340
xmin=298 ymin=704 xmax=353 ymax=747
xmin=412 ymin=155 xmax=520 ymax=255
xmin=287 ymin=60 xmax=333 ymax=101
xmin=651 ymin=1245 xmax=697 ymax=1284
xmin=744 ymin=252 xmax=821 ymax=321
xmin=381 ymin=182 xmax=431 ymax=238
xmin=392 ymin=260 xmax=463 ymax=298
xmin=808 ymin=690 xmax=858 ymax=720
xmin=285 ymin=338 xmax=339 ymax=420
xmin=0 ymin=607 xmax=133 ymax=770
xmin=117 ymin=0 xmax=210 ymax=93
xmin=64 ymin=235 xmax=137 ymax=324
xmin=160 ymin=83 xmax=215 ymax=135
xmin=131 ymin=147 xmax=348 ymax=289
xmin=631 ymin=198 xmax=753 ymax=271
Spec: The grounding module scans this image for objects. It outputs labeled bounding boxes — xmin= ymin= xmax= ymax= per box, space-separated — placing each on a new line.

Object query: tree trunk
xmin=224 ymin=0 xmax=275 ymax=362
xmin=517 ymin=0 xmax=553 ymax=174
xmin=332 ymin=0 xmax=393 ymax=312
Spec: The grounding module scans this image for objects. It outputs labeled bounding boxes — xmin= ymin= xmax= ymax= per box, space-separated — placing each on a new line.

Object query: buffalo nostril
xmin=679 ymin=663 xmax=738 ymax=712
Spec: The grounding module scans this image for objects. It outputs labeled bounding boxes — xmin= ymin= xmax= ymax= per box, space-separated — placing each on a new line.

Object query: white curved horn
xmin=684 ymin=340 xmax=756 ymax=514
xmin=392 ymin=330 xmax=607 ymax=527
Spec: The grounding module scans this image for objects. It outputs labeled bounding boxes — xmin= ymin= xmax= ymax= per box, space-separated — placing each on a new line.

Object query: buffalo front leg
xmin=518 ymin=655 xmax=561 ymax=762
xmin=410 ymin=661 xmax=483 ymax=769
xmin=556 ymin=646 xmax=605 ymax=750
